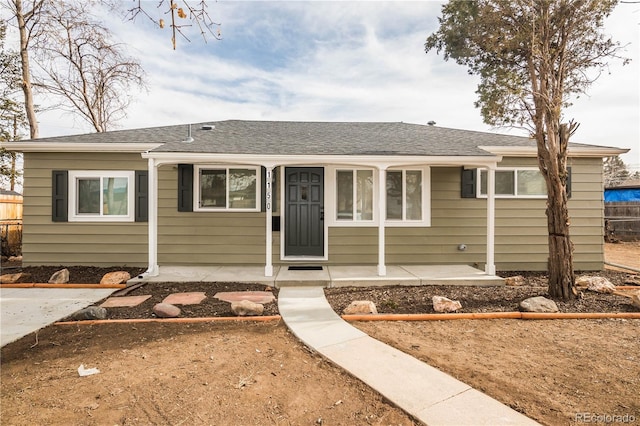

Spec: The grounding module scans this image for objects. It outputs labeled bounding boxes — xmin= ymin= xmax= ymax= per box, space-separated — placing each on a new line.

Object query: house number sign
xmin=266 ymin=169 xmax=272 ymax=210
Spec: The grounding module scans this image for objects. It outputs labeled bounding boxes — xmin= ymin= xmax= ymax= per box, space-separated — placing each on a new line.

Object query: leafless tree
xmin=32 ymin=2 xmax=145 ymax=132
xmin=5 ymin=0 xmax=45 ymax=139
xmin=4 ymin=0 xmax=145 ymax=134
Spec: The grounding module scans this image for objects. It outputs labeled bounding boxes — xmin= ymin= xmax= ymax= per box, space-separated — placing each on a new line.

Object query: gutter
xmin=479 ymin=145 xmax=629 ymax=158
xmin=1 ymin=142 xmax=162 ymax=153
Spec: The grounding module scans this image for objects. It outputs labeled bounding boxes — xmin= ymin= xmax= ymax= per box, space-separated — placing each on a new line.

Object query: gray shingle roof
xmin=26 ymin=120 xmax=601 ymax=157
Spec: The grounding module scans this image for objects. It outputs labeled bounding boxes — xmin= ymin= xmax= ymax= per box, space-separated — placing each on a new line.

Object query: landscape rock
xmin=8 ymin=255 xmax=22 ymax=262
xmin=100 ymin=271 xmax=131 ymax=285
xmin=630 ymin=292 xmax=640 ymax=310
xmin=505 ymin=275 xmax=525 ymax=286
xmin=48 ymin=268 xmax=69 ymax=284
xmin=153 ymin=303 xmax=181 ymax=318
xmin=0 ymin=272 xmax=24 ymax=284
xmin=343 ymin=300 xmax=378 ymax=315
xmin=432 ymin=296 xmax=462 ymax=313
xmin=70 ymin=306 xmax=108 ymax=320
xmin=215 ymin=291 xmax=275 ymax=304
xmin=519 ymin=296 xmax=559 ymax=313
xmin=576 ymin=276 xmax=616 ymax=294
xmin=231 ymin=300 xmax=264 ymax=316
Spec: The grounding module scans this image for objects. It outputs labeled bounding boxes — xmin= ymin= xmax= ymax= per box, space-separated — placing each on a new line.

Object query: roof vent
xmin=427 ymin=121 xmax=436 ymax=126
xmin=201 ymin=124 xmax=215 ymax=130
xmin=182 ymin=124 xmax=194 ymax=143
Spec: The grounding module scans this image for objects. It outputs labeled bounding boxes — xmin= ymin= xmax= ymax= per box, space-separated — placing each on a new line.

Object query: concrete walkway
xmin=0 ymin=287 xmax=115 ymax=347
xmin=278 ymin=286 xmax=539 ymax=426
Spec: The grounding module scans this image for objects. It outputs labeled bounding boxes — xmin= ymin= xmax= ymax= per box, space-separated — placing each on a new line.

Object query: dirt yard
xmin=2 ymin=242 xmax=639 ymax=425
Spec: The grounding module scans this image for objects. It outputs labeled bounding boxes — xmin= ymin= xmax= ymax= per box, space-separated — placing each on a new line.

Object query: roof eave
xmin=142 ymin=152 xmax=503 ymax=168
xmin=1 ymin=142 xmax=162 ymax=153
xmin=480 ymin=145 xmax=630 ymax=158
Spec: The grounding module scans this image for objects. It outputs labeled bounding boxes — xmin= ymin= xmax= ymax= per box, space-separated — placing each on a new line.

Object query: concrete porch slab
xmin=137 ymin=265 xmax=279 ymax=285
xmin=401 ymin=265 xmax=504 ymax=286
xmin=133 ymin=265 xmax=503 ymax=287
xmin=328 ymin=265 xmax=420 ymax=287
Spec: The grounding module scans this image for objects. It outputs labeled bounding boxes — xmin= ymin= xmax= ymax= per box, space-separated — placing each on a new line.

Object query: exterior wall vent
xmin=201 ymin=124 xmax=216 ymax=130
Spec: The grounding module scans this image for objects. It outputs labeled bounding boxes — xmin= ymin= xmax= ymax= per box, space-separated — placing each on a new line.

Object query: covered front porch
xmin=134 ymin=264 xmax=505 ymax=287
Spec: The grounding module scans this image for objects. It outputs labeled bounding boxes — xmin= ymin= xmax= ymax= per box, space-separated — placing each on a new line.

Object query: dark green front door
xmin=285 ymin=167 xmax=324 ymax=257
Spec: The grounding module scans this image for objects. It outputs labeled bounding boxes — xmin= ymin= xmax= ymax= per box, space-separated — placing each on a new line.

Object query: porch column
xmin=264 ymin=166 xmax=274 ymax=277
xmin=485 ymin=166 xmax=496 ymax=275
xmin=146 ymin=158 xmax=159 ymax=276
xmin=377 ymin=166 xmax=387 ymax=276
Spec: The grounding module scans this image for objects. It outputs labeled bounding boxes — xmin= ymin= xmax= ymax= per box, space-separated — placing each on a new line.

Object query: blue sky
xmin=35 ymin=1 xmax=639 ymax=168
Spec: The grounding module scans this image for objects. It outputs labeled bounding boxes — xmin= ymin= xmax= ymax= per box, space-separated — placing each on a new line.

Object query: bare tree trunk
xmin=15 ymin=0 xmax=40 ymax=139
xmin=546 ymin=123 xmax=576 ymax=299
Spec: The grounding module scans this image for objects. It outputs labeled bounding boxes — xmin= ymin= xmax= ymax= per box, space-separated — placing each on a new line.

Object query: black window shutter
xmin=135 ymin=170 xmax=148 ymax=222
xmin=52 ymin=170 xmax=68 ymax=222
xmin=178 ymin=164 xmax=194 ymax=212
xmin=261 ymin=167 xmax=267 ymax=212
xmin=566 ymin=166 xmax=572 ymax=199
xmin=461 ymin=168 xmax=477 ymax=198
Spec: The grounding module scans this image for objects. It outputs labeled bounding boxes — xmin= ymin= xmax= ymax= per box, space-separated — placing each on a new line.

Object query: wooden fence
xmin=605 ymin=202 xmax=640 ymax=242
xmin=1 ymin=193 xmax=23 ymax=257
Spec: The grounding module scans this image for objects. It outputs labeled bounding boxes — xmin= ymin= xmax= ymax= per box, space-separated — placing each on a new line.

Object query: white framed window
xmin=385 ymin=167 xmax=430 ymax=225
xmin=68 ymin=171 xmax=135 ymax=222
xmin=479 ymin=168 xmax=546 ymax=198
xmin=335 ymin=168 xmax=375 ymax=222
xmin=195 ymin=165 xmax=260 ymax=211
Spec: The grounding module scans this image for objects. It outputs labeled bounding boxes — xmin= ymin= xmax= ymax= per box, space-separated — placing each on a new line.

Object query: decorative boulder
xmin=100 ymin=271 xmax=131 ymax=285
xmin=505 ymin=275 xmax=525 ymax=286
xmin=153 ymin=303 xmax=181 ymax=318
xmin=343 ymin=301 xmax=378 ymax=315
xmin=0 ymin=272 xmax=24 ymax=284
xmin=48 ymin=268 xmax=70 ymax=284
xmin=519 ymin=296 xmax=559 ymax=313
xmin=70 ymin=306 xmax=108 ymax=320
xmin=231 ymin=300 xmax=264 ymax=316
xmin=432 ymin=296 xmax=462 ymax=313
xmin=575 ymin=276 xmax=616 ymax=294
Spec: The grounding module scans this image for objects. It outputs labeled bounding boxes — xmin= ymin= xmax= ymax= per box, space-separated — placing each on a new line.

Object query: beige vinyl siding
xmin=387 ymin=167 xmax=487 ymax=265
xmin=328 ymin=227 xmax=377 ymax=264
xmin=21 ymin=152 xmax=148 ymax=266
xmin=382 ymin=158 xmax=605 ymax=271
xmin=157 ymin=165 xmax=267 ymax=265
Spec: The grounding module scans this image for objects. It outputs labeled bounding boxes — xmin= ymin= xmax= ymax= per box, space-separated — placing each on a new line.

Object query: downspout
xmin=146 ymin=157 xmax=159 ymax=276
xmin=486 ymin=166 xmax=496 ymax=275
